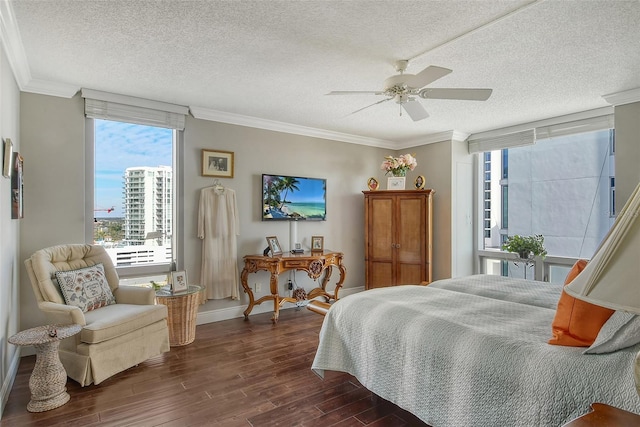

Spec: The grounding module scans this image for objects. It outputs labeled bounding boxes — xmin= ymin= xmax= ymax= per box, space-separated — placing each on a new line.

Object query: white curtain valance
xmin=81 ymin=88 xmax=188 ymax=130
xmin=467 ymin=129 xmax=535 ymax=154
xmin=535 ymin=114 xmax=614 ymax=140
xmin=467 ymin=111 xmax=615 ymax=153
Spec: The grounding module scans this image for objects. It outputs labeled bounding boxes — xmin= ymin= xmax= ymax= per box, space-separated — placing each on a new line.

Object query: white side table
xmin=8 ymin=324 xmax=81 ymax=412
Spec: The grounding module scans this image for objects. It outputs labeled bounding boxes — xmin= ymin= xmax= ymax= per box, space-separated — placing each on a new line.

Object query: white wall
xmin=0 ymin=44 xmax=22 ymax=416
xmin=615 ymin=102 xmax=640 ymax=212
xmin=18 ymin=93 xmax=392 ymax=326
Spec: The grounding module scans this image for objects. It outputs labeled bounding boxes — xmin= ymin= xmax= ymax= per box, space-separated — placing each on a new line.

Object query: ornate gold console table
xmin=240 ymin=251 xmax=346 ymax=323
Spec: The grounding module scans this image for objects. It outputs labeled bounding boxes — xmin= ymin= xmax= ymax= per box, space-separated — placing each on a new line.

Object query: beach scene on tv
xmin=262 ymin=174 xmax=326 ymax=220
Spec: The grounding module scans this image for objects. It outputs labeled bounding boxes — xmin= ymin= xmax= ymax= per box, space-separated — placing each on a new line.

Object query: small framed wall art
xmin=3 ymin=138 xmax=13 ymax=178
xmin=11 ymin=152 xmax=23 ymax=219
xmin=202 ymin=149 xmax=234 ymax=178
xmin=311 ymin=236 xmax=324 ymax=252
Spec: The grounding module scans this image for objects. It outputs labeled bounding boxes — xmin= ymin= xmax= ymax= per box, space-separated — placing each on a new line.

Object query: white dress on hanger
xmin=198 ymin=186 xmax=240 ymax=300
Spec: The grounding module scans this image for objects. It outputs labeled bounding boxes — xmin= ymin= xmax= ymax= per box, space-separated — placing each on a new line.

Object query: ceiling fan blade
xmin=348 ymin=98 xmax=393 ymax=116
xmin=419 ymin=88 xmax=493 ymax=101
xmin=326 ymin=91 xmax=383 ymax=95
xmin=406 ymin=66 xmax=452 ymax=89
xmin=402 ymin=100 xmax=429 ymax=121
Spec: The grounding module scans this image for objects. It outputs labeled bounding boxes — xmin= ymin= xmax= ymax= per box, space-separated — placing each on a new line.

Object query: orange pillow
xmin=548 ymin=259 xmax=615 ymax=347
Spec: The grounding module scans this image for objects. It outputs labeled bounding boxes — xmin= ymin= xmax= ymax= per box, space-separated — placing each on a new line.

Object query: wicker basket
xmin=156 ymin=285 xmax=203 ymax=346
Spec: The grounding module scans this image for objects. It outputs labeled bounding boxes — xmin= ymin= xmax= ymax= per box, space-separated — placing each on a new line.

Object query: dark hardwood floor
xmin=2 ymin=308 xmax=429 ymax=426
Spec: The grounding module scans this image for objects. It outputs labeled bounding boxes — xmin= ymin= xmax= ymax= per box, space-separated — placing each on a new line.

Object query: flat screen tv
xmin=262 ymin=174 xmax=326 ymax=221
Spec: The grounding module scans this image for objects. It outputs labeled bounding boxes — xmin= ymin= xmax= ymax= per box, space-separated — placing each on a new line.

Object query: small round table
xmin=8 ymin=324 xmax=81 ymax=412
xmin=156 ymin=285 xmax=204 ymax=346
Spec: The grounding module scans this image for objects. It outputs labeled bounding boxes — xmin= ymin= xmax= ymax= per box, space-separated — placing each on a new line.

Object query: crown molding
xmin=23 ymin=79 xmax=79 ymax=98
xmin=400 ymin=130 xmax=470 ymax=149
xmin=0 ymin=1 xmax=79 ymax=98
xmin=602 ymin=87 xmax=640 ymax=107
xmin=0 ymin=0 xmax=30 ymax=89
xmin=189 ymin=106 xmax=397 ymax=149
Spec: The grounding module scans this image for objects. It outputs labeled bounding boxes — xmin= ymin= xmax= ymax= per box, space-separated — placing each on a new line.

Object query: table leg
xmin=28 ymin=341 xmax=70 ymax=412
xmin=270 ymin=272 xmax=280 ymax=323
xmin=241 ymin=267 xmax=255 ymax=319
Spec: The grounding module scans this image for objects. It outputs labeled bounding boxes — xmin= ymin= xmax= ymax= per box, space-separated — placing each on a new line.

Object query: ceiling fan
xmin=327 ymin=60 xmax=493 ymax=121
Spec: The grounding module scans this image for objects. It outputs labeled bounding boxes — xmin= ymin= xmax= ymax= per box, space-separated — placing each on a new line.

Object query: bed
xmin=311 ymin=275 xmax=640 ymax=426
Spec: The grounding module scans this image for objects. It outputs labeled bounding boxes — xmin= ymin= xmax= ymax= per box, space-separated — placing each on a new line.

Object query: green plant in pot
xmin=502 ymin=234 xmax=547 ymax=260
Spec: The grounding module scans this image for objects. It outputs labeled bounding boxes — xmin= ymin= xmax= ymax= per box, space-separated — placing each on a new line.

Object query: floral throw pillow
xmin=55 ymin=263 xmax=116 ymax=312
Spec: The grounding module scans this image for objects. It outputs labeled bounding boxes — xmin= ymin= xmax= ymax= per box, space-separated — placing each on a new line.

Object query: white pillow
xmin=55 ymin=263 xmax=116 ymax=312
xmin=584 ymin=311 xmax=640 ymax=354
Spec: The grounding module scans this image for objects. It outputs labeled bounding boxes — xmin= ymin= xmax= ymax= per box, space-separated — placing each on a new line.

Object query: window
xmin=83 ymin=89 xmax=187 ymax=278
xmin=93 ymin=120 xmax=175 ymax=269
xmin=482 ymin=129 xmax=615 ymax=257
xmin=479 ymin=128 xmax=615 ymax=279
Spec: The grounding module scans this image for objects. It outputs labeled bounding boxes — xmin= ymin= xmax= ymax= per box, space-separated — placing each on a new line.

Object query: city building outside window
xmin=480 ymin=129 xmax=615 ymax=281
xmin=93 ymin=119 xmax=175 ymax=275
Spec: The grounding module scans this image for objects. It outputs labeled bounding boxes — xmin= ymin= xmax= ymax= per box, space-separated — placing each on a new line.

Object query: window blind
xmin=81 ymin=88 xmax=188 ymax=130
xmin=467 ymin=129 xmax=535 ymax=154
xmin=467 ymin=109 xmax=614 ymax=153
xmin=535 ymin=115 xmax=614 ymax=140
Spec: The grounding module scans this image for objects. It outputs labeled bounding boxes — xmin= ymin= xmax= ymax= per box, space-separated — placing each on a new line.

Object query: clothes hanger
xmin=211 ymin=179 xmax=224 ymax=190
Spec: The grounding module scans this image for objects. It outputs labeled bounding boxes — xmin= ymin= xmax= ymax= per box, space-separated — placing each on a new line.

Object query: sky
xmin=94 ymin=119 xmax=173 ymax=218
xmin=264 ymin=175 xmax=326 ymax=203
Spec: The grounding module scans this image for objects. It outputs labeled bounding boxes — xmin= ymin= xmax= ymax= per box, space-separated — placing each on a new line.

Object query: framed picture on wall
xmin=3 ymin=138 xmax=13 ymax=178
xmin=11 ymin=152 xmax=23 ymax=219
xmin=202 ymin=149 xmax=234 ymax=178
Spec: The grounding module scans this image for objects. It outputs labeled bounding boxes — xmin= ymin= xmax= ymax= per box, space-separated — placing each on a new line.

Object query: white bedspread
xmin=311 ymin=275 xmax=640 ymax=426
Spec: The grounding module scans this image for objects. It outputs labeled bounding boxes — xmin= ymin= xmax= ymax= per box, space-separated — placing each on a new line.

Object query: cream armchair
xmin=24 ymin=244 xmax=170 ymax=386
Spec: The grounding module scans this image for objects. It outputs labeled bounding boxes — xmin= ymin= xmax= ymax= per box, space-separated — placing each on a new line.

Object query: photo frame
xmin=202 ymin=149 xmax=234 ymax=178
xmin=171 ymin=270 xmax=188 ymax=293
xmin=367 ymin=177 xmax=379 ymax=191
xmin=387 ymin=176 xmax=406 ymax=190
xmin=11 ymin=152 xmax=23 ymax=219
xmin=266 ymin=236 xmax=283 ymax=256
xmin=3 ymin=138 xmax=13 ymax=178
xmin=415 ymin=175 xmax=425 ymax=190
xmin=311 ymin=236 xmax=324 ymax=252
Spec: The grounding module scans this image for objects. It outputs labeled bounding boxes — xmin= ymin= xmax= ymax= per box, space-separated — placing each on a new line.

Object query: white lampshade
xmin=564 ymin=182 xmax=640 ymax=314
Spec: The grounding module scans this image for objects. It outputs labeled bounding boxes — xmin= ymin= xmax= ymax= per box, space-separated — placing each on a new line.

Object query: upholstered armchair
xmin=24 ymin=244 xmax=170 ymax=386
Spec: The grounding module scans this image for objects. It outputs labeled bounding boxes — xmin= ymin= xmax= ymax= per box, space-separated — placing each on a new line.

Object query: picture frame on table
xmin=387 ymin=176 xmax=406 ymax=190
xmin=171 ymin=270 xmax=188 ymax=293
xmin=202 ymin=149 xmax=234 ymax=178
xmin=3 ymin=138 xmax=13 ymax=178
xmin=367 ymin=177 xmax=379 ymax=191
xmin=415 ymin=175 xmax=425 ymax=190
xmin=266 ymin=236 xmax=283 ymax=256
xmin=311 ymin=236 xmax=324 ymax=252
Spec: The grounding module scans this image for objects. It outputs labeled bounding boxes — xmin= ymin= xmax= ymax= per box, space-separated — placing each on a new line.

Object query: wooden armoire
xmin=363 ymin=189 xmax=434 ymax=289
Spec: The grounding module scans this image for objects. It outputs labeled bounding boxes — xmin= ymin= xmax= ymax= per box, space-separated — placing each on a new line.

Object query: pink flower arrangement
xmin=380 ymin=153 xmax=417 ymax=176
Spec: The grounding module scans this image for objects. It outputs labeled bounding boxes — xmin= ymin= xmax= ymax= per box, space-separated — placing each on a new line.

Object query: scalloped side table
xmin=8 ymin=323 xmax=81 ymax=412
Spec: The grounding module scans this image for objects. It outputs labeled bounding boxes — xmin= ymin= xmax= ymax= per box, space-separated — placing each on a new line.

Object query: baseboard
xmin=196 ymin=286 xmax=364 ymax=325
xmin=0 ymin=348 xmax=21 ymax=419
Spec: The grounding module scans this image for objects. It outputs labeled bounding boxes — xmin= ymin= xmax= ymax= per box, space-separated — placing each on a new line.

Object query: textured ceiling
xmin=4 ymin=0 xmax=640 ymax=147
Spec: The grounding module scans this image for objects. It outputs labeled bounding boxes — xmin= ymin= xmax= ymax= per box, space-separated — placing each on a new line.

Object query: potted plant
xmin=502 ymin=234 xmax=547 ymax=260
